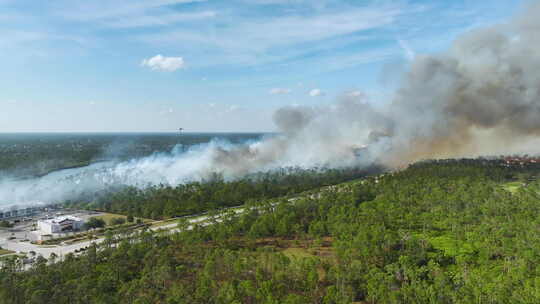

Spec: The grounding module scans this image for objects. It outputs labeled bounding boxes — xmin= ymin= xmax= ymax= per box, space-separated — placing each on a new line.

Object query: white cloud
xmin=141 ymin=54 xmax=185 ymax=71
xmin=397 ymin=38 xmax=415 ymax=61
xmin=269 ymin=88 xmax=291 ymax=94
xmin=309 ymin=89 xmax=324 ymax=97
xmin=347 ymin=90 xmax=364 ymax=97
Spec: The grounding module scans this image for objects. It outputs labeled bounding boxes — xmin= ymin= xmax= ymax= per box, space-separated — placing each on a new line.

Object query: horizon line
xmin=0 ymin=131 xmax=277 ymax=134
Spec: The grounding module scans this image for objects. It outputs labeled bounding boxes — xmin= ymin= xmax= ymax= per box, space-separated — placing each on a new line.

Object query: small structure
xmin=37 ymin=216 xmax=85 ymax=234
xmin=0 ymin=207 xmax=38 ymax=219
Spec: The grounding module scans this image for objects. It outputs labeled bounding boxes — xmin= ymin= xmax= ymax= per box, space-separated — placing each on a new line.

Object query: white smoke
xmin=3 ymin=2 xmax=540 ymax=209
xmin=0 ymin=141 xmax=246 ymax=207
xmin=0 ymin=133 xmax=363 ymax=208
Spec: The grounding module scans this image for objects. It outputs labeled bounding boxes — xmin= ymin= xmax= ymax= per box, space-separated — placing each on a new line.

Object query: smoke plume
xmin=2 ymin=3 xmax=540 ymax=208
xmin=207 ymin=2 xmax=540 ymax=170
xmin=378 ymin=2 xmax=540 ymax=165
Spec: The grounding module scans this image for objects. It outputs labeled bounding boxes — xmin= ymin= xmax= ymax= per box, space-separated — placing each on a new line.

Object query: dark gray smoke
xmin=183 ymin=2 xmax=540 ymax=174
xmin=207 ymin=2 xmax=540 ymax=171
xmin=242 ymin=1 xmax=540 ymax=169
xmin=377 ymin=1 xmax=540 ymax=165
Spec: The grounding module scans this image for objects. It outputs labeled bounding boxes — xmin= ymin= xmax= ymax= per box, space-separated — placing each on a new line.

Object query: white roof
xmin=40 ymin=215 xmax=83 ymax=224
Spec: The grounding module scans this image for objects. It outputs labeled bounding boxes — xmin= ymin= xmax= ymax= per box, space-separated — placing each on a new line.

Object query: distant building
xmin=0 ymin=207 xmax=37 ymax=219
xmin=37 ymin=216 xmax=85 ymax=234
xmin=503 ymin=156 xmax=540 ymax=166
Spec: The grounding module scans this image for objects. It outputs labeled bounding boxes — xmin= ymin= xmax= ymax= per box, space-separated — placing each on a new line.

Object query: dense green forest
xmin=67 ymin=167 xmax=380 ymax=220
xmin=3 ymin=158 xmax=540 ymax=303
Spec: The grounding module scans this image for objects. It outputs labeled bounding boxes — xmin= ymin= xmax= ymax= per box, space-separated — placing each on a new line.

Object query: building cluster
xmin=0 ymin=207 xmax=38 ymax=220
xmin=503 ymin=156 xmax=540 ymax=166
xmin=37 ymin=216 xmax=85 ymax=234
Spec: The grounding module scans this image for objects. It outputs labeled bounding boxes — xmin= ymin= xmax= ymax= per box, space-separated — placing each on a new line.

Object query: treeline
xmin=67 ymin=166 xmax=381 ymax=220
xmin=4 ymin=159 xmax=540 ymax=303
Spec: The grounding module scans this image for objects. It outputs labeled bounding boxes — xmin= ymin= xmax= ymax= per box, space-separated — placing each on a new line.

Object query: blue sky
xmin=0 ymin=0 xmax=526 ymax=132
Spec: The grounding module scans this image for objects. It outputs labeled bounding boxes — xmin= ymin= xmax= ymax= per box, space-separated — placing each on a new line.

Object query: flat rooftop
xmin=39 ymin=215 xmax=83 ymax=224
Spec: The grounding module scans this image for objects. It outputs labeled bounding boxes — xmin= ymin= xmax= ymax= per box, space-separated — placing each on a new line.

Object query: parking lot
xmin=0 ymin=209 xmax=105 ymax=259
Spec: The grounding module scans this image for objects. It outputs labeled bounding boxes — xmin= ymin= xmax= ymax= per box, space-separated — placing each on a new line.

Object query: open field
xmin=0 ymin=248 xmax=14 ymax=256
xmin=502 ymin=181 xmax=523 ymax=193
xmin=92 ymin=213 xmax=127 ymax=225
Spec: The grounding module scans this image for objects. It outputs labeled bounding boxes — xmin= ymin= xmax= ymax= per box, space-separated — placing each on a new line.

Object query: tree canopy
xmin=3 ymin=158 xmax=540 ymax=303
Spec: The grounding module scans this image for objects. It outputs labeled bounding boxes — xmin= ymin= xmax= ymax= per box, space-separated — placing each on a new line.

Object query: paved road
xmin=0 ymin=197 xmax=301 ymax=260
xmin=0 ymin=208 xmax=245 ymax=259
xmin=0 ymin=237 xmax=106 ymax=259
xmin=0 ymin=179 xmax=355 ymax=266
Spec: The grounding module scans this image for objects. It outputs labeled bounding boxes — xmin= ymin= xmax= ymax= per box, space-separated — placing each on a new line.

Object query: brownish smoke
xmin=211 ymin=0 xmax=540 ymax=172
xmin=370 ymin=2 xmax=540 ymax=166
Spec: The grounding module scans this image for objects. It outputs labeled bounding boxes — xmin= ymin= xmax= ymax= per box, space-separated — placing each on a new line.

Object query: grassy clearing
xmin=0 ymin=248 xmax=15 ymax=256
xmin=280 ymin=238 xmax=335 ymax=261
xmin=428 ymin=235 xmax=475 ymax=257
xmin=92 ymin=212 xmax=153 ymax=225
xmin=414 ymin=232 xmax=475 ymax=258
xmin=93 ymin=213 xmax=127 ymax=225
xmin=282 ymin=247 xmax=316 ymax=259
xmin=502 ymin=181 xmax=523 ymax=194
xmin=280 ymin=243 xmax=334 ymax=280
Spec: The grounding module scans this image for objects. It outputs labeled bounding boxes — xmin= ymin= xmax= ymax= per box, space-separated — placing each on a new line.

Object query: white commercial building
xmin=37 ymin=216 xmax=85 ymax=234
